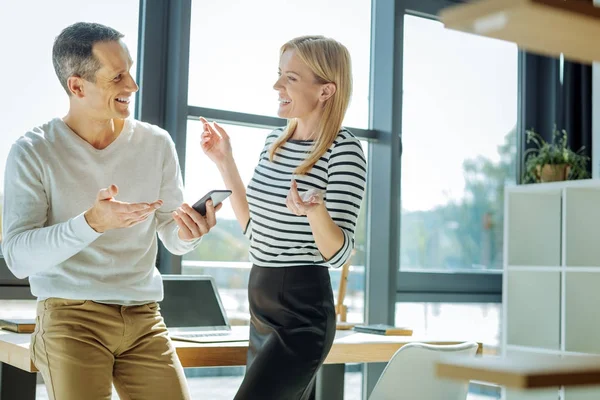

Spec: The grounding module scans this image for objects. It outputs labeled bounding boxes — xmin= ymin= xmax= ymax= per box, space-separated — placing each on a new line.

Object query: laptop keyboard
xmin=177 ymin=332 xmax=230 ymax=338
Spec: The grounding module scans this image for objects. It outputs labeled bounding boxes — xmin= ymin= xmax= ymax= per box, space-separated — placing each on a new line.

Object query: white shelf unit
xmin=503 ymin=180 xmax=600 ymax=400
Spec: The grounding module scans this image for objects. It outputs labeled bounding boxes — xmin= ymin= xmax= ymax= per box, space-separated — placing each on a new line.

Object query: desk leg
xmin=314 ymin=364 xmax=345 ymax=400
xmin=0 ymin=363 xmax=36 ymax=400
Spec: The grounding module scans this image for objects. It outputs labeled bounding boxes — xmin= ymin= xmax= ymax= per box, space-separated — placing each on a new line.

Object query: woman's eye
xmin=288 ymin=76 xmax=296 ymax=82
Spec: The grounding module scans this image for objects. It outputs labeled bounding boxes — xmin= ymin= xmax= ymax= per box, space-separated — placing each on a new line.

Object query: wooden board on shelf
xmin=439 ymin=0 xmax=600 ymax=64
xmin=436 ymin=352 xmax=600 ymax=389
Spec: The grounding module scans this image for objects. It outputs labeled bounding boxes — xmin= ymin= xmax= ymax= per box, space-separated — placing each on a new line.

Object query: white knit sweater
xmin=1 ymin=118 xmax=199 ymax=303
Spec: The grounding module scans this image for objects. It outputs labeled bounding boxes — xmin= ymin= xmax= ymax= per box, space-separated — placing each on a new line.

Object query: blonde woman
xmin=200 ymin=35 xmax=367 ymax=400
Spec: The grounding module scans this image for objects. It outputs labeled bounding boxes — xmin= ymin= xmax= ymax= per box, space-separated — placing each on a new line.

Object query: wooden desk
xmin=0 ymin=328 xmax=477 ymax=372
xmin=436 ymin=352 xmax=600 ymax=389
xmin=0 ymin=329 xmax=479 ymax=400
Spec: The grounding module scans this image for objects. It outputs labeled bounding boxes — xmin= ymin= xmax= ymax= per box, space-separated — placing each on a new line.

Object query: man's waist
xmin=29 ymin=274 xmax=163 ymax=303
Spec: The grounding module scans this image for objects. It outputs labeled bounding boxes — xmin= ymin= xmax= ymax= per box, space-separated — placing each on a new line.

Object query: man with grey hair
xmin=1 ymin=22 xmax=218 ymax=400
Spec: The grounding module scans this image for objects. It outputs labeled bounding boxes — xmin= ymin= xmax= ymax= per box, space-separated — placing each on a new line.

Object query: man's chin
xmin=114 ymin=109 xmax=131 ymax=119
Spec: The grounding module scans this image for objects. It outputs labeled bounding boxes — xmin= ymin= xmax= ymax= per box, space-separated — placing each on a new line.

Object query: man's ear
xmin=67 ymin=76 xmax=85 ymax=98
xmin=320 ymin=83 xmax=337 ymax=102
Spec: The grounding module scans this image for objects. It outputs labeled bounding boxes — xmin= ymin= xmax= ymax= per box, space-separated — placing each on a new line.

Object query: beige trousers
xmin=31 ymin=298 xmax=191 ymax=400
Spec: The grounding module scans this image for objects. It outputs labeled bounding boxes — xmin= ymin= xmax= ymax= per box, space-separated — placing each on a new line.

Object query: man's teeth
xmin=116 ymin=98 xmax=130 ymax=103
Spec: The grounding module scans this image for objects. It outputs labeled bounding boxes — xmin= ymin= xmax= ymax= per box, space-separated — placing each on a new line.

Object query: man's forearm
xmin=2 ymin=212 xmax=102 ymax=279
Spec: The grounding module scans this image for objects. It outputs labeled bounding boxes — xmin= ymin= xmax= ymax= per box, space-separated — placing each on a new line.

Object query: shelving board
xmin=507 ymin=191 xmax=561 ymax=267
xmin=564 ymin=187 xmax=600 ymax=267
xmin=506 ymin=271 xmax=560 ymax=350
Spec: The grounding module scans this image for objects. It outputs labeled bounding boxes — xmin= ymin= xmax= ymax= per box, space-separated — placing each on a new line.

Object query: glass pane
xmin=396 ymin=302 xmax=502 ymax=400
xmin=187 ymin=0 xmax=372 ymax=128
xmin=182 ymin=120 xmax=270 ymax=262
xmin=0 ymin=0 xmax=140 ymax=250
xmin=400 ymin=15 xmax=518 ymax=272
xmin=0 ymin=300 xmax=37 ymax=319
xmin=182 ymin=121 xmax=269 ymax=324
xmin=395 ymin=302 xmax=501 ymax=349
xmin=183 ymin=119 xmax=369 ymax=327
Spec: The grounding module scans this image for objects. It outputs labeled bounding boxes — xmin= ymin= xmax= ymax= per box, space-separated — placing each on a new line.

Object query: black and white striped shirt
xmin=244 ymin=128 xmax=367 ymax=268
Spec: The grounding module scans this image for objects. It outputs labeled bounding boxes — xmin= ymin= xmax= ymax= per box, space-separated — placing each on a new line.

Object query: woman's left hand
xmin=286 ymin=180 xmax=323 ymax=216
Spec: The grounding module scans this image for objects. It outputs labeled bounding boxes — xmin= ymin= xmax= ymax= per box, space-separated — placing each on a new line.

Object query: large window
xmin=187 ymin=0 xmax=372 ymax=129
xmin=400 ymin=15 xmax=518 ymax=273
xmin=0 ymin=0 xmax=139 ymax=249
xmin=0 ymin=1 xmax=523 ymax=398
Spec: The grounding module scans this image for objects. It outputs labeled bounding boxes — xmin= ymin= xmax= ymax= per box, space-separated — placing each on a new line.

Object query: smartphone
xmin=192 ymin=190 xmax=232 ymax=216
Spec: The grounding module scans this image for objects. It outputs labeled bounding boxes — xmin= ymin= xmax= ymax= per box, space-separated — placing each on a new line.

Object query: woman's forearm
xmin=217 ymin=158 xmax=250 ymax=231
xmin=306 ymin=203 xmax=345 ymax=260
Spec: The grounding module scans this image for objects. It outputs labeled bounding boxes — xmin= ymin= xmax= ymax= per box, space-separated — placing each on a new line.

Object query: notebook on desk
xmin=353 ymin=324 xmax=413 ymax=336
xmin=0 ymin=318 xmax=36 ymax=333
xmin=160 ymin=275 xmax=249 ymax=343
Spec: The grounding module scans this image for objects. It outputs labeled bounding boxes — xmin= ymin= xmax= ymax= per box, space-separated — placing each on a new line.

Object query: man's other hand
xmin=84 ymin=184 xmax=162 ymax=233
xmin=173 ymin=200 xmax=222 ymax=241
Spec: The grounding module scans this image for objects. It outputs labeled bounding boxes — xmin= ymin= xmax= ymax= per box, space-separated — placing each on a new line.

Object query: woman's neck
xmin=291 ymin=111 xmax=322 ymax=140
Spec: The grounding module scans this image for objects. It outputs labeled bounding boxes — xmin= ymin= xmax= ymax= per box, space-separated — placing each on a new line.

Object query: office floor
xmin=35 ymin=374 xmax=498 ymax=399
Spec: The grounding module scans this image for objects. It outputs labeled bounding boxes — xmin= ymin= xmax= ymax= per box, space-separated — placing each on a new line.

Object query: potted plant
xmin=523 ymin=126 xmax=590 ymax=183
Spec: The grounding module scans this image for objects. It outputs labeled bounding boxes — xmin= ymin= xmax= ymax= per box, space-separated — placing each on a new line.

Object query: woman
xmin=200 ymin=35 xmax=367 ymax=400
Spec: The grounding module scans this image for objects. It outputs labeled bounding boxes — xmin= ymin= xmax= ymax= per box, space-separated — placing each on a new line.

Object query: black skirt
xmin=234 ymin=265 xmax=336 ymax=400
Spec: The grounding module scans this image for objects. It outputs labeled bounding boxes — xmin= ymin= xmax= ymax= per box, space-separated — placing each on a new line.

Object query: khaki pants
xmin=31 ymin=298 xmax=191 ymax=400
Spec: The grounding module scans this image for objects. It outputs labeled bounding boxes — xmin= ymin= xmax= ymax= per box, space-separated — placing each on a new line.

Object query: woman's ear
xmin=320 ymin=83 xmax=337 ymax=102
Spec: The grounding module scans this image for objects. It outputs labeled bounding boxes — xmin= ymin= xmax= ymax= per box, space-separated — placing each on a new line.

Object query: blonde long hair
xmin=268 ymin=35 xmax=352 ymax=175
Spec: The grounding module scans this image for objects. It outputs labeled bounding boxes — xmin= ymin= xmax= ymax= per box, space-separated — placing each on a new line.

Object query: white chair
xmin=368 ymin=341 xmax=479 ymax=400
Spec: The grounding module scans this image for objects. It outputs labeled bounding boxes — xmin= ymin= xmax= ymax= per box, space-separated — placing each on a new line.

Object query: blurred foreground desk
xmin=1 ymin=328 xmax=479 ymax=400
xmin=436 ymin=352 xmax=600 ymax=389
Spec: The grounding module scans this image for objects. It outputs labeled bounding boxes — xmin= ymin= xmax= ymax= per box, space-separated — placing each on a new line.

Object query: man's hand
xmin=84 ymin=185 xmax=163 ymax=233
xmin=173 ymin=200 xmax=222 ymax=241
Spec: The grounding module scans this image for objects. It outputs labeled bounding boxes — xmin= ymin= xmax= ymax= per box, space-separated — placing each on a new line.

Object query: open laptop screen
xmin=160 ymin=278 xmax=228 ymax=328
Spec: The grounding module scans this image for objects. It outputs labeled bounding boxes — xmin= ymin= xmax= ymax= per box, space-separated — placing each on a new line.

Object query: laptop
xmin=160 ymin=275 xmax=249 ymax=343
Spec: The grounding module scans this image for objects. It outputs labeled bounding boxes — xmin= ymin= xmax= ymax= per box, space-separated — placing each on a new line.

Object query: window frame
xmin=0 ymin=1 xmax=515 ymax=398
xmin=364 ymin=0 xmax=514 ymax=395
xmin=0 ymin=2 xmax=511 ymax=305
xmin=394 ymin=0 xmax=510 ymax=305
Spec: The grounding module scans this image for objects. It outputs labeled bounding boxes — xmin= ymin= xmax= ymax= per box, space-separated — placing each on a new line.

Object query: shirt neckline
xmin=56 ymin=117 xmax=134 ymax=154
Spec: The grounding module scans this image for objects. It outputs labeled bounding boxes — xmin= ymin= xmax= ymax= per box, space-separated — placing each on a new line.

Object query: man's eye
xmin=114 ymin=74 xmax=122 ymax=81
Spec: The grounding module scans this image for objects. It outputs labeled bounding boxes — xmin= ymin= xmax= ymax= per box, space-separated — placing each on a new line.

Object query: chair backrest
xmin=368 ymin=341 xmax=479 ymax=400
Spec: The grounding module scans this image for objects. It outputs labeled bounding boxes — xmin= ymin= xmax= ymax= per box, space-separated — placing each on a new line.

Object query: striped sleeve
xmin=325 ymin=132 xmax=367 ymax=268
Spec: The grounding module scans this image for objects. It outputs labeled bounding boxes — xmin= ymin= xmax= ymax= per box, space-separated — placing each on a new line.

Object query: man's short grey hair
xmin=52 ymin=22 xmax=124 ymax=96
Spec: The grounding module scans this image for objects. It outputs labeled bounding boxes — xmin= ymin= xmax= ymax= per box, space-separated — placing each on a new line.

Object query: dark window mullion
xmin=187 ymin=106 xmax=379 ymax=141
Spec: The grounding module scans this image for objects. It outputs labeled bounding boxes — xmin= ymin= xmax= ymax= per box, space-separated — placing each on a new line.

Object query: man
xmin=1 ymin=22 xmax=215 ymax=400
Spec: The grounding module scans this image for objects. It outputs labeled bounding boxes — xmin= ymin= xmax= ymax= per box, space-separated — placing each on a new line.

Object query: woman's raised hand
xmin=200 ymin=117 xmax=233 ymax=166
